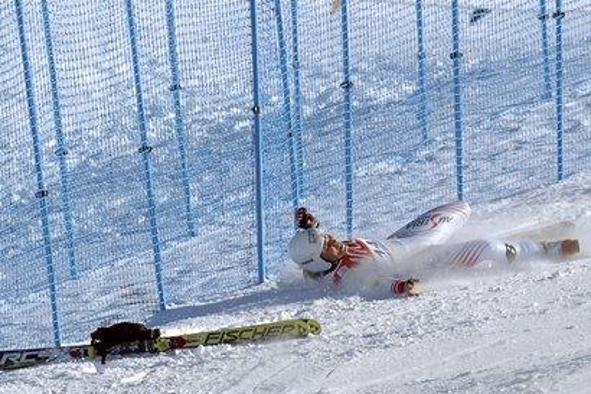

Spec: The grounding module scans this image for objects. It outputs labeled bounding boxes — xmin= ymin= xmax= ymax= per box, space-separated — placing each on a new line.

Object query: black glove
xmin=295 ymin=207 xmax=319 ymax=229
xmin=404 ymin=278 xmax=420 ymax=296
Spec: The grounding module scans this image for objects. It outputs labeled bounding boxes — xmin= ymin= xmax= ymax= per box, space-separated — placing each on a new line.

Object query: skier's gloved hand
xmin=295 ymin=207 xmax=319 ymax=229
xmin=404 ymin=278 xmax=420 ymax=296
xmin=392 ymin=278 xmax=421 ymax=296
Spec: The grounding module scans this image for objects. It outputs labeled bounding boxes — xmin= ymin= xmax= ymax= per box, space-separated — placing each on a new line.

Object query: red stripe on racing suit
xmin=331 ymin=239 xmax=392 ymax=287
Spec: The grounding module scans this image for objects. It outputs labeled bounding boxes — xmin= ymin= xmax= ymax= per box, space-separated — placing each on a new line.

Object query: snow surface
xmin=1 ymin=174 xmax=590 ymax=393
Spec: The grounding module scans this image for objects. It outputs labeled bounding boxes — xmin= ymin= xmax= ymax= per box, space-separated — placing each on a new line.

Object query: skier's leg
xmin=443 ymin=238 xmax=579 ymax=267
xmin=442 ymin=240 xmax=509 ymax=267
xmin=438 ymin=239 xmax=535 ymax=267
xmin=531 ymin=239 xmax=580 ymax=261
xmin=386 ymin=201 xmax=471 ymax=255
xmin=507 ymin=239 xmax=545 ymax=263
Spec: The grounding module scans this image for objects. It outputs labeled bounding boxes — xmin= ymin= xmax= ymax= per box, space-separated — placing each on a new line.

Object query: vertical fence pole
xmin=249 ymin=0 xmax=266 ymax=283
xmin=40 ymin=0 xmax=78 ymax=280
xmin=273 ymin=0 xmax=300 ymax=212
xmin=451 ymin=0 xmax=465 ymax=201
xmin=15 ymin=0 xmax=61 ymax=346
xmin=538 ymin=0 xmax=552 ymax=99
xmin=554 ymin=0 xmax=565 ymax=181
xmin=165 ymin=0 xmax=196 ymax=237
xmin=125 ymin=0 xmax=166 ymax=310
xmin=415 ymin=0 xmax=430 ymax=142
xmin=289 ymin=0 xmax=304 ymax=197
xmin=340 ymin=0 xmax=354 ymax=238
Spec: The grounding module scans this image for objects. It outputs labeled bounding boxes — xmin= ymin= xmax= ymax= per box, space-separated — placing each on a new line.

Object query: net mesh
xmin=0 ymin=0 xmax=589 ymax=348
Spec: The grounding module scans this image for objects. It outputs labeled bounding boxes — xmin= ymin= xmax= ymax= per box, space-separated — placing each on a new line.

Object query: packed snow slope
xmin=1 ymin=173 xmax=590 ymax=393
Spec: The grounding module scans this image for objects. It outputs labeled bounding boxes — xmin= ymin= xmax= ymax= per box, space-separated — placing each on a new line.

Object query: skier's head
xmin=288 ymin=228 xmax=346 ymax=272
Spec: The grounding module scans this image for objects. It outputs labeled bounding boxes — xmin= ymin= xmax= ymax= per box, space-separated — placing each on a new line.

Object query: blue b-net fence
xmin=0 ymin=0 xmax=590 ymax=349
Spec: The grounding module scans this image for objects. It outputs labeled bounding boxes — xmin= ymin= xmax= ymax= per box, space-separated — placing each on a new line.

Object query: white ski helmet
xmin=288 ymin=228 xmax=333 ymax=273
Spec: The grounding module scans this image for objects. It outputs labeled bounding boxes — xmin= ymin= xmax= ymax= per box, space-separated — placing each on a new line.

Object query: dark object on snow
xmin=470 ymin=7 xmax=491 ymax=24
xmin=91 ymin=322 xmax=160 ymax=364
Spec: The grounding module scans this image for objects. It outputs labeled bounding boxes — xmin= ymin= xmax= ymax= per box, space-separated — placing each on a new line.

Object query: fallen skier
xmin=287 ymin=202 xmax=580 ymax=297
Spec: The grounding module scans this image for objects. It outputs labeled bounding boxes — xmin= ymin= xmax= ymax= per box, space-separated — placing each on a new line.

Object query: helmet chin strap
xmin=318 ymin=256 xmax=338 ymax=276
xmin=320 ymin=255 xmax=336 ymax=264
xmin=318 ymin=262 xmax=338 ymax=277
